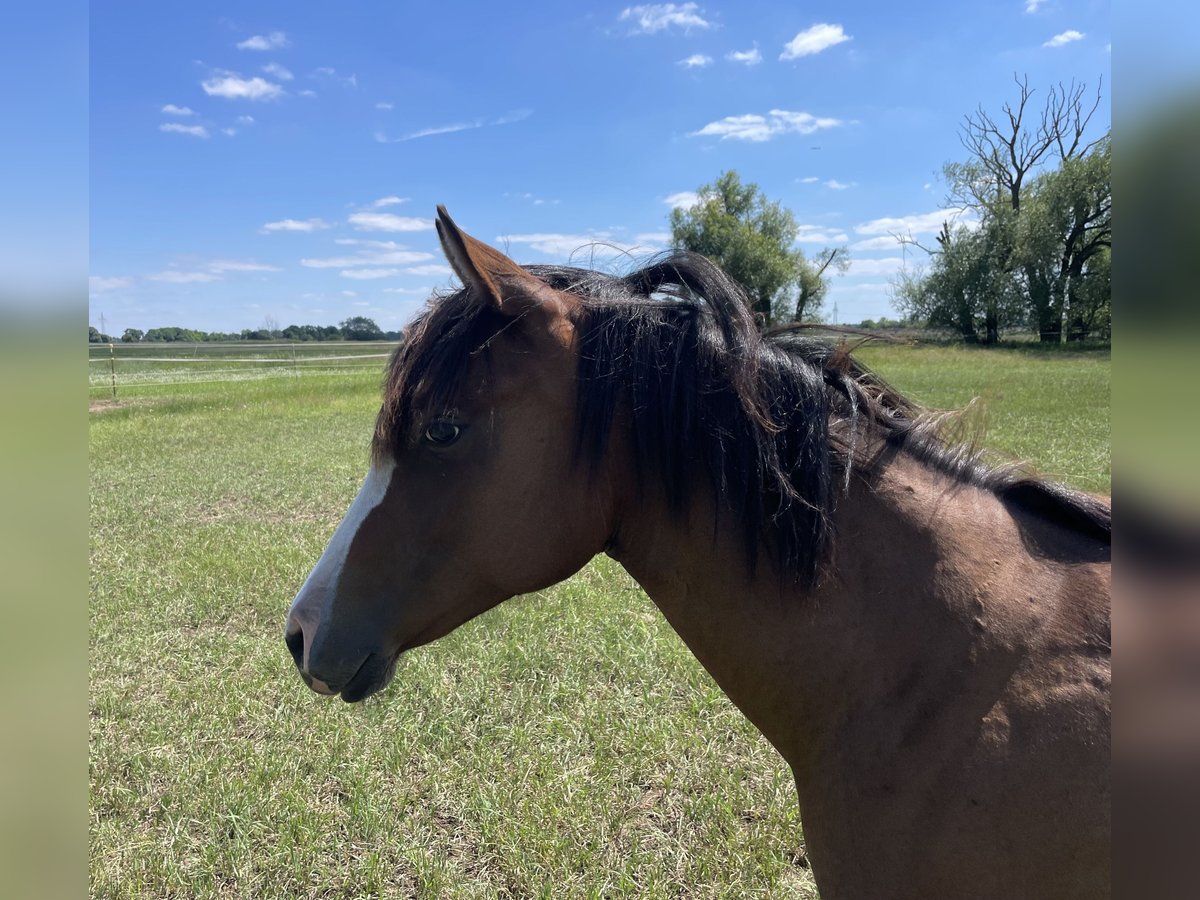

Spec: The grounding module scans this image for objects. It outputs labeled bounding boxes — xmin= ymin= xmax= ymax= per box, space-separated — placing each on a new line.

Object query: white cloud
xmin=403 ymin=264 xmax=454 ymax=276
xmin=298 ymin=89 xmax=318 ymax=99
xmin=202 ymin=71 xmax=284 ymax=100
xmin=850 ymin=235 xmax=906 ymax=251
xmin=237 ymin=115 xmax=255 ymax=125
xmin=89 ymin=276 xmax=133 ymax=292
xmin=499 ymin=232 xmax=660 ymax=259
xmin=780 ymin=24 xmax=851 ymax=60
xmin=237 ymin=32 xmax=289 ymax=51
xmin=301 ymin=241 xmax=434 ymax=268
xmin=221 ymin=128 xmax=238 ymax=137
xmin=145 ymin=270 xmax=220 ymax=284
xmin=1043 ymin=30 xmax=1085 ymax=48
xmin=795 ymin=225 xmax=849 ymax=243
xmin=848 ymin=257 xmax=908 ymax=277
xmin=376 ymin=101 xmax=394 ymax=110
xmin=854 ymin=208 xmax=974 ymax=236
xmin=1025 ymin=0 xmax=1047 ymax=12
xmin=375 ymin=109 xmax=530 ymax=143
xmin=678 ymin=54 xmax=713 ymax=68
xmin=261 ymin=62 xmax=293 ymax=81
xmin=160 ymin=122 xmax=210 ymax=138
xmin=347 ymin=212 xmax=434 ymax=232
xmin=636 ymin=231 xmax=672 ymax=245
xmin=691 ymin=108 xmax=843 ymax=142
xmin=310 ymin=67 xmax=358 ymax=88
xmin=726 ymin=46 xmax=762 ymax=65
xmin=161 ymin=104 xmax=194 ymax=116
xmin=259 ymin=218 xmax=331 ymax=233
xmin=341 ymin=290 xmax=358 ymax=297
xmin=208 ymin=259 xmax=281 ymax=273
xmin=371 ymin=195 xmax=408 ymax=208
xmin=383 ymin=286 xmax=431 ymax=295
xmin=339 ymin=268 xmax=403 ymax=280
xmin=825 ymin=179 xmax=853 ymax=190
xmin=619 ymin=3 xmax=712 ymax=35
xmin=664 ymin=191 xmax=700 ymax=209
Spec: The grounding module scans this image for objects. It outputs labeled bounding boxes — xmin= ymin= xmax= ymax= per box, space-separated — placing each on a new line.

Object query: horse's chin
xmin=337 ymin=649 xmax=402 ymax=703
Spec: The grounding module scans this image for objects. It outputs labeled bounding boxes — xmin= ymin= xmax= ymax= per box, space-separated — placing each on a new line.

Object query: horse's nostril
xmin=285 ymin=622 xmax=306 ymax=671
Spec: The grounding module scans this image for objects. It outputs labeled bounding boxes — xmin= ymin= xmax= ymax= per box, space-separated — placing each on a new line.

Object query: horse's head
xmin=285 ymin=208 xmax=619 ymax=701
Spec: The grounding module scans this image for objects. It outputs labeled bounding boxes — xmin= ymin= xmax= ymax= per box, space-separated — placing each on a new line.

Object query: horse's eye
xmin=422 ymin=421 xmax=462 ymax=446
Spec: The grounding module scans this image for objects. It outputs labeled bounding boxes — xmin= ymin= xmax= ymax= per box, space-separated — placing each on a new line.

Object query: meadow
xmin=89 ymin=341 xmax=1110 ymax=898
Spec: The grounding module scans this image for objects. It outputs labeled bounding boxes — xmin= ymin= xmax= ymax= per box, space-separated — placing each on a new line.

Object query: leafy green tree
xmin=669 ymin=171 xmax=847 ymax=324
xmin=121 ymin=328 xmax=144 ymax=343
xmin=339 ymin=316 xmax=384 ymax=341
xmin=895 ymin=217 xmax=1025 ymax=343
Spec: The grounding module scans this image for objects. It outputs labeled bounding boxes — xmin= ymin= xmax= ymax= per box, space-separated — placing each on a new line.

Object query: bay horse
xmin=286 ymin=208 xmax=1111 ymax=898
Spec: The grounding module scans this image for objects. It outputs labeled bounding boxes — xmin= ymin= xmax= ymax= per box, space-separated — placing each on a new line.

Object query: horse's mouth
xmin=337 ymin=649 xmax=402 ymax=703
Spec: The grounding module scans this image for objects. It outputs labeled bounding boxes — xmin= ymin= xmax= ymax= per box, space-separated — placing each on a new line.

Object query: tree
xmin=902 ymin=76 xmax=1110 ymax=343
xmin=121 ymin=328 xmax=144 ymax=343
xmin=339 ymin=316 xmax=384 ymax=341
xmin=669 ymin=170 xmax=847 ymax=325
xmin=895 ymin=217 xmax=1025 ymax=343
xmin=89 ymin=326 xmax=115 ymax=343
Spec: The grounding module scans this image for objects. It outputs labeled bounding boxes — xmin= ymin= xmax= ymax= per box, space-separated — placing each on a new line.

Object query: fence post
xmin=108 ymin=342 xmax=117 ymax=400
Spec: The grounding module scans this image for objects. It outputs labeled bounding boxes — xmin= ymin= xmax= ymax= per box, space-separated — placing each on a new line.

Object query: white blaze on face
xmin=287 ymin=458 xmax=396 ymax=672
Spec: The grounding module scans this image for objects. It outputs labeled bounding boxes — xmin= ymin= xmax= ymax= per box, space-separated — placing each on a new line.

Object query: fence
xmin=87 ymin=341 xmax=394 ymax=397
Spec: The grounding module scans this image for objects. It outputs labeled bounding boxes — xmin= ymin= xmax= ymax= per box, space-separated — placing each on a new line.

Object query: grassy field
xmin=89 ymin=342 xmax=1110 ymax=898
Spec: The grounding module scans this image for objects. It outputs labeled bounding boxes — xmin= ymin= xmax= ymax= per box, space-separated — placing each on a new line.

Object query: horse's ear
xmin=435 ymin=206 xmax=561 ymax=317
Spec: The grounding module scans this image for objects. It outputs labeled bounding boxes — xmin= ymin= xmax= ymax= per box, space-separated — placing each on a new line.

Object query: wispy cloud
xmin=847 ymin=257 xmax=908 ymax=277
xmin=89 ymin=276 xmax=133 ymax=292
xmin=145 ymin=270 xmax=221 ymax=284
xmin=726 ymin=46 xmax=762 ymax=65
xmin=690 ymin=109 xmax=844 ymax=142
xmin=202 ymin=70 xmax=284 ymax=100
xmin=376 ymin=101 xmax=394 ymax=110
xmin=797 ymin=176 xmax=820 ymax=184
xmin=311 ymin=67 xmax=357 ymax=88
xmin=1025 ymin=0 xmax=1047 ymax=12
xmin=678 ymin=54 xmax=713 ymax=68
xmin=160 ymin=122 xmax=210 ymax=139
xmin=499 ymin=232 xmax=661 ymax=259
xmin=301 ymin=241 xmax=433 ymax=268
xmin=161 ymin=104 xmax=194 ymax=116
xmin=664 ymin=191 xmax=700 ymax=209
xmin=259 ymin=218 xmax=331 ymax=234
xmin=795 ymin=225 xmax=849 ymax=243
xmin=824 ymin=179 xmax=853 ymax=190
xmin=403 ymin=264 xmax=453 ymax=276
xmin=237 ymin=32 xmax=289 ymax=51
xmin=347 ymin=212 xmax=434 ymax=232
xmin=1043 ymin=30 xmax=1085 ymax=48
xmin=619 ymin=3 xmax=712 ymax=35
xmin=261 ymin=62 xmax=293 ymax=81
xmin=850 ymin=235 xmax=907 ymax=251
xmin=237 ymin=115 xmax=255 ymax=125
xmin=371 ymin=196 xmax=408 ymax=208
xmin=298 ymin=89 xmax=318 ymax=99
xmin=375 ymin=109 xmax=531 ymax=143
xmin=208 ymin=259 xmax=281 ymax=273
xmin=339 ymin=268 xmax=404 ymax=280
xmin=780 ymin=23 xmax=851 ymax=60
xmin=854 ymin=208 xmax=974 ymax=237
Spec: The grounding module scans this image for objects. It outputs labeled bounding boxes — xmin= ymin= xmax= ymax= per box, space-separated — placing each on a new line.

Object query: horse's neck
xmin=608 ymin=455 xmax=1023 ymax=778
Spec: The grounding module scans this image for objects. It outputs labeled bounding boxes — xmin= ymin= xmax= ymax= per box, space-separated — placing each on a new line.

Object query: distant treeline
xmin=88 ymin=316 xmax=399 ymax=344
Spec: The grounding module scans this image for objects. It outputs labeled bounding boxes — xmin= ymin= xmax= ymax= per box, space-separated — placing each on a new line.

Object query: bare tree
xmin=946 ymin=74 xmax=1105 ymax=215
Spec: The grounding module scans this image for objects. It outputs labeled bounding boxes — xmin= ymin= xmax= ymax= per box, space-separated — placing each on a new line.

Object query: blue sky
xmin=89 ymin=1 xmax=1110 ymax=335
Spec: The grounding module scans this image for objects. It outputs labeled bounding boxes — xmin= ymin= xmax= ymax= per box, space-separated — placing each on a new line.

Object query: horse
xmin=286 ymin=207 xmax=1111 ymax=899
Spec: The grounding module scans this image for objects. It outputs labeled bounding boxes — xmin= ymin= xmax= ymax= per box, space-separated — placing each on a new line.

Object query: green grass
xmin=89 ymin=343 xmax=1109 ymax=898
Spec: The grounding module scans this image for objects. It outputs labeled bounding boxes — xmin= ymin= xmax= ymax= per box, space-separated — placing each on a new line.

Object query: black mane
xmin=376 ymin=251 xmax=1110 ymax=586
